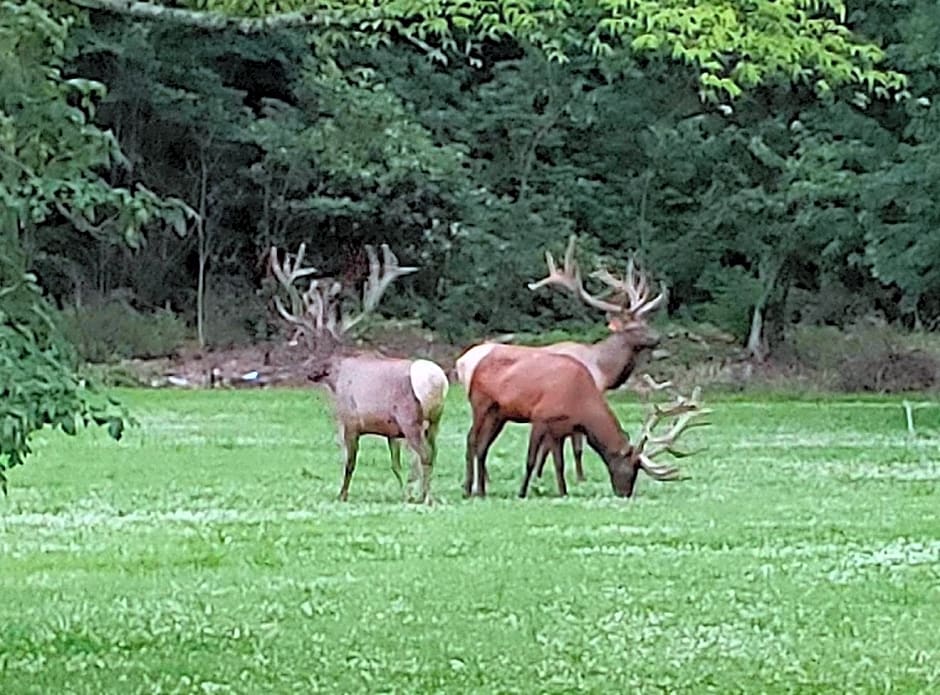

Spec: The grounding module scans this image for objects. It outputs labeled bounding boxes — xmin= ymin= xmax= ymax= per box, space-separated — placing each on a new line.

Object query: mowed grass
xmin=2 ymin=388 xmax=940 ymax=694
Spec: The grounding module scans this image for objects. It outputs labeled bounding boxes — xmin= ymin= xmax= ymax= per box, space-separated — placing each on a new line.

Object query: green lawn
xmin=2 ymin=388 xmax=940 ymax=693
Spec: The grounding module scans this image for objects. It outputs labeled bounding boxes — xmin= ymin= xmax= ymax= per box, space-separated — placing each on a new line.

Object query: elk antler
xmin=269 ymin=244 xmax=330 ymax=340
xmin=591 ymin=256 xmax=666 ymax=318
xmin=632 ymin=386 xmax=711 ymax=480
xmin=528 ymin=235 xmax=624 ymax=313
xmin=269 ymin=243 xmax=417 ymax=343
xmin=341 ymin=244 xmax=418 ymax=333
xmin=632 ymin=373 xmax=674 ymax=400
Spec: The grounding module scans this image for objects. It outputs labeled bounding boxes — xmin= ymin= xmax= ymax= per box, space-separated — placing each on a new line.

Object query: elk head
xmin=528 ymin=235 xmax=665 ymax=348
xmin=608 ymin=386 xmax=710 ymax=497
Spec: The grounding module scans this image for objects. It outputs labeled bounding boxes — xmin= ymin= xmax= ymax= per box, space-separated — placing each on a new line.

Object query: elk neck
xmin=591 ymin=332 xmax=642 ymax=390
xmin=578 ymin=398 xmax=632 ymax=465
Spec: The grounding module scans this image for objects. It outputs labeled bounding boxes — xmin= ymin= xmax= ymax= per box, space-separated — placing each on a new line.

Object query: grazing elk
xmin=465 ymin=350 xmax=707 ymax=498
xmin=269 ymin=243 xmax=448 ymax=503
xmin=457 ymin=235 xmax=666 ymax=483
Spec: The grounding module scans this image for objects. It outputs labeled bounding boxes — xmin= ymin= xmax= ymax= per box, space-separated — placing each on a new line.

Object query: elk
xmin=269 ymin=242 xmax=448 ymax=503
xmin=465 ymin=350 xmax=707 ymax=498
xmin=457 ymin=235 xmax=666 ymax=483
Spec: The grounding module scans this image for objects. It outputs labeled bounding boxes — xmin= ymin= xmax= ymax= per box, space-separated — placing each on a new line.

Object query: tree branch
xmin=63 ymin=0 xmax=372 ymax=33
xmin=54 ymin=201 xmax=118 ymax=238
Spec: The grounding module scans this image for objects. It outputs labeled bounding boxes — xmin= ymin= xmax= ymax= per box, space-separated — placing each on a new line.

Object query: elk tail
xmin=410 ymin=359 xmax=449 ymax=422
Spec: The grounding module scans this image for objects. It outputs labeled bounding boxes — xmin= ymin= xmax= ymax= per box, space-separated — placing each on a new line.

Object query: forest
xmin=3 ymin=0 xmax=940 ymax=475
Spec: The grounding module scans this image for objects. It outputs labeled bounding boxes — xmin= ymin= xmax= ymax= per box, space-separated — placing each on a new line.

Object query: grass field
xmin=2 ymin=388 xmax=940 ymax=693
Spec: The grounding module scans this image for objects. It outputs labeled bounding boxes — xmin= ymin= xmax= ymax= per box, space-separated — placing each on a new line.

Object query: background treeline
xmin=19 ymin=1 xmax=940 ymax=362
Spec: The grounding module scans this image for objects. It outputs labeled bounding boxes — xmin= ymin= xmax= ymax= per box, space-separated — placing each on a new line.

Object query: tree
xmin=0 ymin=246 xmax=128 ymax=493
xmin=854 ymin=0 xmax=940 ymax=327
xmin=1 ymin=1 xmax=183 ymax=481
xmin=861 ymin=100 xmax=940 ymax=327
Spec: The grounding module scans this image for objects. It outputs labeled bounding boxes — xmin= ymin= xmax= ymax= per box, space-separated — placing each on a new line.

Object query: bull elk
xmin=269 ymin=243 xmax=448 ymax=503
xmin=457 ymin=235 xmax=666 ymax=483
xmin=465 ymin=350 xmax=708 ymax=498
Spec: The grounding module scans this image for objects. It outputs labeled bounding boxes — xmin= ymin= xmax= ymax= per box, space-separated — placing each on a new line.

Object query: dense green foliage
xmin=68 ymin=0 xmax=907 ymax=98
xmin=0 ymin=240 xmax=127 ymax=491
xmin=16 ymin=0 xmax=937 ymax=354
xmin=3 ymin=388 xmax=939 ymax=690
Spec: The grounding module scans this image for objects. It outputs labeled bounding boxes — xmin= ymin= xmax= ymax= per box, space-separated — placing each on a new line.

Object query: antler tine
xmin=269 ymin=245 xmax=322 ymax=339
xmin=526 ymin=252 xmax=561 ymax=291
xmin=628 ymin=259 xmax=652 ymax=305
xmin=634 ymin=386 xmax=711 ymax=459
xmin=590 ymin=256 xmax=641 ymax=297
xmin=591 ymin=267 xmax=627 ymax=294
xmin=527 ymin=235 xmax=576 ymax=292
xmin=641 ymin=374 xmax=673 ymax=392
xmin=321 ymin=280 xmax=343 ymax=336
xmin=342 ymin=243 xmax=418 ymax=333
xmin=644 ymin=409 xmax=712 ymax=459
xmin=272 ymin=293 xmax=309 ymax=330
xmin=634 ymin=404 xmax=665 ymax=454
xmin=304 ymin=282 xmax=324 ymax=331
xmin=292 ymin=242 xmax=307 ymax=277
xmin=637 ymin=454 xmax=682 ymax=480
xmin=528 ymin=235 xmax=624 ymax=314
xmin=591 ymin=254 xmax=666 ymax=318
xmin=629 ymin=260 xmax=666 ymax=317
xmin=634 ymin=286 xmax=666 ymax=317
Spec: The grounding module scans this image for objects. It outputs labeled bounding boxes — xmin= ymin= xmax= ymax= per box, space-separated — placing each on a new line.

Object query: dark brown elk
xmin=269 ymin=243 xmax=448 ymax=503
xmin=457 ymin=235 xmax=666 ymax=483
xmin=465 ymin=350 xmax=707 ymax=498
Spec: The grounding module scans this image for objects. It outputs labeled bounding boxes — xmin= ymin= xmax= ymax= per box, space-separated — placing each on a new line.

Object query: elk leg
xmin=426 ymin=418 xmax=441 ymax=471
xmin=520 ymin=425 xmax=548 ymax=498
xmin=572 ymin=432 xmax=586 ymax=482
xmin=464 ymin=407 xmax=503 ymax=497
xmin=337 ymin=428 xmax=359 ymax=502
xmin=402 ymin=422 xmax=433 ymax=504
xmin=474 ymin=415 xmax=506 ymax=498
xmin=421 ymin=418 xmax=443 ymax=503
xmin=464 ymin=414 xmax=485 ymax=497
xmin=552 ymin=437 xmax=568 ymax=497
xmin=534 ymin=437 xmax=551 ymax=478
xmin=388 ymin=437 xmax=404 ymax=489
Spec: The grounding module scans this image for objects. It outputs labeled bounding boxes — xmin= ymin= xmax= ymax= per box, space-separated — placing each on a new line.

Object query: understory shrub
xmin=204 ymin=276 xmax=270 ymax=348
xmin=839 ymin=349 xmax=938 ymax=393
xmin=1 ymin=249 xmax=128 ymax=488
xmin=60 ymin=297 xmax=187 ymax=362
xmin=786 ymin=321 xmax=939 ymax=393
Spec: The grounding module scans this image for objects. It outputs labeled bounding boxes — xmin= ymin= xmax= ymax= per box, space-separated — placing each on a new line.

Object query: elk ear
xmin=607 ymin=315 xmax=624 ymax=331
xmin=306 ymin=358 xmax=334 ymax=384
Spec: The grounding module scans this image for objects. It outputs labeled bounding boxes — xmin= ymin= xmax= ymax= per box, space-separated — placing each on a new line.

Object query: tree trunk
xmin=764 ymin=268 xmax=791 ymax=352
xmin=746 ymin=257 xmax=782 ymax=362
xmin=196 ymin=149 xmax=210 ymax=348
xmin=197 ymin=222 xmax=206 ymax=348
xmin=746 ymin=299 xmax=767 ymax=362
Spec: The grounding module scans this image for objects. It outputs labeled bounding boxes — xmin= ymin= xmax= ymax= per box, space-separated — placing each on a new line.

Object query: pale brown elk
xmin=269 ymin=243 xmax=448 ymax=503
xmin=464 ymin=350 xmax=707 ymax=498
xmin=457 ymin=236 xmax=666 ymax=483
